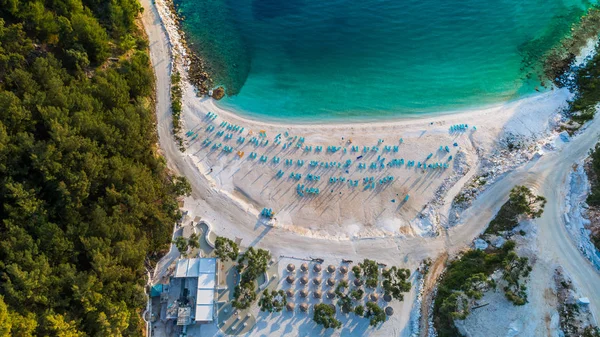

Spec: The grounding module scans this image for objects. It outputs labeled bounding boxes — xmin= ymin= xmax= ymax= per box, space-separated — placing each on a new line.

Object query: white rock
xmin=506 ymin=320 xmax=521 ymax=337
xmin=492 ymin=236 xmax=506 ymax=248
xmin=474 ymin=239 xmax=488 ymax=250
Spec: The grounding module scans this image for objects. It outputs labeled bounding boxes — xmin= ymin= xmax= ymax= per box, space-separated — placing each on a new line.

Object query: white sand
xmin=179 ymin=82 xmax=570 ymax=240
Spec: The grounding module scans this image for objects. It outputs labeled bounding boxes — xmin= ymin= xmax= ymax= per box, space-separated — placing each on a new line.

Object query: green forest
xmin=0 ymin=0 xmax=189 ymax=335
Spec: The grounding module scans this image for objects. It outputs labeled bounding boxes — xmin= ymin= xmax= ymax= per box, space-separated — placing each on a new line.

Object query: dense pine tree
xmin=0 ymin=0 xmax=189 ymax=335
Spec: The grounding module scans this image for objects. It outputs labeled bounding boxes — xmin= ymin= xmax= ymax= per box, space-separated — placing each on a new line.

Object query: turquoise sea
xmin=175 ymin=0 xmax=594 ymax=120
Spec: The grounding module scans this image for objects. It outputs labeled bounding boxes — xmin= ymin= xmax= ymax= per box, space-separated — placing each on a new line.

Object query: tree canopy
xmin=364 ymin=302 xmax=386 ymax=326
xmin=258 ymin=289 xmax=286 ymax=313
xmin=313 ymin=303 xmax=341 ymax=329
xmin=485 ymin=185 xmax=546 ymax=235
xmin=358 ymin=259 xmax=379 ymax=288
xmin=232 ymin=247 xmax=271 ymax=310
xmin=0 ymin=0 xmax=187 ymax=335
xmin=382 ymin=266 xmax=411 ymax=301
xmin=214 ymin=236 xmax=239 ymax=262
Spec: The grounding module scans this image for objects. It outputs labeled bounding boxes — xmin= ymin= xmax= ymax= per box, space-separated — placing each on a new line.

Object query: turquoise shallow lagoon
xmin=175 ymin=0 xmax=594 ymax=120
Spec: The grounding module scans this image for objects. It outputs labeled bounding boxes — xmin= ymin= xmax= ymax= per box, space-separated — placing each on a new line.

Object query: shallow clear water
xmin=175 ymin=0 xmax=592 ymax=120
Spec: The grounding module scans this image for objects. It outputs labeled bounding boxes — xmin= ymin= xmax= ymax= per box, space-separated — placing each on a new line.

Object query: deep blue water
xmin=175 ymin=0 xmax=593 ymax=120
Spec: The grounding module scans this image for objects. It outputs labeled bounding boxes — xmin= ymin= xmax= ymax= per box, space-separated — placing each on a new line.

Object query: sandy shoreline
xmin=192 ymin=88 xmax=562 ymax=128
xmin=179 ymin=79 xmax=569 ymax=238
xmin=209 ymin=88 xmax=554 ymax=126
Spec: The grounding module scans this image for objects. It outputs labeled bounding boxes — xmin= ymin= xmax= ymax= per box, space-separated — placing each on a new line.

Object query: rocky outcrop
xmin=211 ymin=86 xmax=225 ymax=100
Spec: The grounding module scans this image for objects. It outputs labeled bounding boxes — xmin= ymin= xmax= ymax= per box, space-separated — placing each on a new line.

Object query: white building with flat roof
xmin=173 ymin=257 xmax=217 ymax=324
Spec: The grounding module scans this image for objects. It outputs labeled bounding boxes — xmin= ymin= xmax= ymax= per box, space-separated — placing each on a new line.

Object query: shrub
xmin=313 ymin=304 xmax=341 ymax=329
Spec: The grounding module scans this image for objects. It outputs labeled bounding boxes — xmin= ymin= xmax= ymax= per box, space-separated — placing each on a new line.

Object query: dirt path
xmin=419 ymin=253 xmax=448 ymax=337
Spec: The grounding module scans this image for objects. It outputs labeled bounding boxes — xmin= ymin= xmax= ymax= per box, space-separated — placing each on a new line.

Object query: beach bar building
xmin=171 ymin=257 xmax=218 ymax=325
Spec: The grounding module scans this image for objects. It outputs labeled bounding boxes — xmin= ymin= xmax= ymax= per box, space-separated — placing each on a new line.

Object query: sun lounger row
xmin=297 ymin=184 xmax=319 ymax=196
xmin=417 ymin=162 xmax=449 ymax=169
xmin=387 ymin=158 xmax=404 ymax=167
xmin=219 ymin=121 xmax=243 ymax=133
xmin=261 ymin=208 xmax=274 ymax=218
xmin=327 ymin=146 xmax=342 ymax=153
xmin=328 ymin=176 xmax=349 ymax=183
xmin=206 ymin=111 xmax=217 ymax=120
xmin=306 ymin=174 xmax=321 ymax=181
xmin=450 ymin=124 xmax=468 ymax=132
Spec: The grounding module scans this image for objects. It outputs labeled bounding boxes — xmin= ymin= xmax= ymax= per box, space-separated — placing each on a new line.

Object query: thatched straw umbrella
xmin=327 ymin=265 xmax=336 ymax=273
xmin=300 ymin=290 xmax=308 ymax=298
xmin=339 ymin=266 xmax=348 ymax=274
xmin=286 ymin=289 xmax=294 ymax=298
xmin=313 ymin=290 xmax=322 ymax=299
xmin=313 ymin=264 xmax=322 ymax=273
xmin=287 ymin=263 xmax=296 ymax=272
xmin=300 ymin=303 xmax=308 ymax=312
xmin=300 ymin=276 xmax=308 ymax=285
xmin=383 ymin=294 xmax=392 ymax=302
xmin=313 ymin=277 xmax=322 ymax=285
xmin=286 ymin=275 xmax=295 ymax=284
xmin=385 ymin=306 xmax=394 ymax=316
xmin=369 ymin=293 xmax=379 ymax=302
xmin=286 ymin=302 xmax=295 ymax=312
xmin=327 ymin=277 xmax=335 ymax=287
xmin=326 ymin=290 xmax=336 ymax=299
xmin=300 ymin=263 xmax=308 ymax=272
xmin=354 ymin=279 xmax=363 ymax=287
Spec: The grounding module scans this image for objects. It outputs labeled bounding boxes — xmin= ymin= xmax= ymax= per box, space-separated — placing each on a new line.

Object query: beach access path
xmin=140 ymin=0 xmax=600 ymax=334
